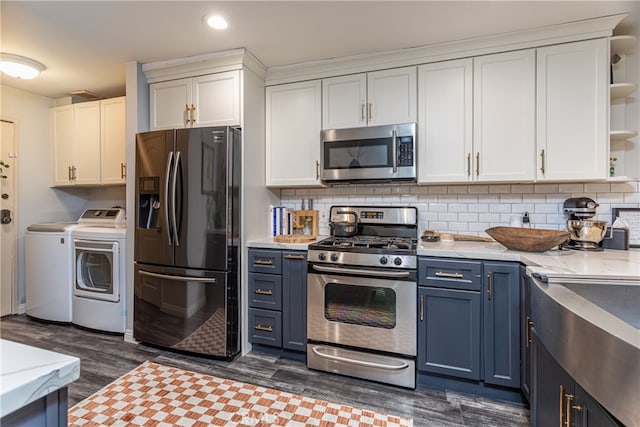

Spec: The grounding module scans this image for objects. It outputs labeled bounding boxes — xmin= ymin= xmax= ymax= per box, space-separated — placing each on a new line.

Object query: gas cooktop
xmin=312 ymin=236 xmax=417 ymax=253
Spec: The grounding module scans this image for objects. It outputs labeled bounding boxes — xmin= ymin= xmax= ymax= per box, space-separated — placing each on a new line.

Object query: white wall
xmin=281 ymin=181 xmax=640 ymax=237
xmin=0 ymin=85 xmax=89 ymax=305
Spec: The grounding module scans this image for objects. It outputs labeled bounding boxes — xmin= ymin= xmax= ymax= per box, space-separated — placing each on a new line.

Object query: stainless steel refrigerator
xmin=134 ymin=126 xmax=240 ymax=358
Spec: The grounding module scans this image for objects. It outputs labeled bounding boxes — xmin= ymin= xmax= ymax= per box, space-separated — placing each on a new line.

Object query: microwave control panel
xmin=397 ymin=137 xmax=414 ymax=166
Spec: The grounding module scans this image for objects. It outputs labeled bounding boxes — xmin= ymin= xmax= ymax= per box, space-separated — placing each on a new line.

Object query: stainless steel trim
xmin=312 ymin=264 xmax=411 ymax=278
xmin=171 ymin=151 xmax=181 ymax=246
xmin=139 ymin=269 xmax=217 ymax=283
xmin=392 ymin=129 xmax=398 ymax=174
xmin=311 ymin=346 xmax=410 ymax=371
xmin=164 ymin=151 xmax=173 ymax=246
xmin=328 ymin=205 xmax=418 ymax=226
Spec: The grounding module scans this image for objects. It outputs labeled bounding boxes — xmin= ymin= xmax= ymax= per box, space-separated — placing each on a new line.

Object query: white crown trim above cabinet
xmin=266 ymin=80 xmax=322 ymax=187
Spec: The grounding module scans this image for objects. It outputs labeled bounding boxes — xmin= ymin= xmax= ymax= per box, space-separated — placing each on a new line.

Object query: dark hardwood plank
xmin=0 ymin=315 xmax=530 ymax=426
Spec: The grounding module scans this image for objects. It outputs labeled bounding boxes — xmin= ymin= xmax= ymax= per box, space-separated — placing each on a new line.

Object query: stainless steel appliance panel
xmin=133 ymin=263 xmax=238 ymax=358
xmin=307 ymin=343 xmax=416 ymax=388
xmin=307 ymin=272 xmax=417 ymax=356
xmin=135 ymin=130 xmax=174 ymax=266
xmin=174 ymin=128 xmax=232 ymax=271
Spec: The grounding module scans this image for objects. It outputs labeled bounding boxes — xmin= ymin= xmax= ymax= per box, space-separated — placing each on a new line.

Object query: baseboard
xmin=17 ymin=303 xmax=26 ymax=314
xmin=124 ymin=329 xmax=139 ymax=344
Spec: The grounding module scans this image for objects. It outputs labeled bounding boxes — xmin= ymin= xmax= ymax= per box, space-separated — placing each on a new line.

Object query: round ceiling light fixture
xmin=0 ymin=53 xmax=46 ymax=79
xmin=204 ymin=14 xmax=228 ymax=30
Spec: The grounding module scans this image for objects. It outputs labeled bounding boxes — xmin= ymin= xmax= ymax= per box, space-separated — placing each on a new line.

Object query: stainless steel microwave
xmin=320 ymin=123 xmax=416 ymax=183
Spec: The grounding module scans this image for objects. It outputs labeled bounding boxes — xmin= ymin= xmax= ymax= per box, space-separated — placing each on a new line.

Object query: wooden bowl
xmin=485 ymin=227 xmax=570 ymax=252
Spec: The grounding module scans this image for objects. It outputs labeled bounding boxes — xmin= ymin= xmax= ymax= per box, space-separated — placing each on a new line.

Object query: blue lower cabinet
xmin=248 ymin=308 xmax=282 ymax=347
xmin=248 ymin=248 xmax=307 ymax=354
xmin=418 ymin=286 xmax=481 ymax=380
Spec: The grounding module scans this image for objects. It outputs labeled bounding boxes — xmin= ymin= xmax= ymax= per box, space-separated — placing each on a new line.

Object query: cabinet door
xmin=73 ymin=101 xmax=101 ymax=185
xmin=322 ymin=73 xmax=367 ymax=129
xmin=150 ymin=78 xmax=192 ymax=130
xmin=100 ymin=97 xmax=126 ymax=184
xmin=473 ymin=50 xmax=536 ymax=182
xmin=50 ymin=105 xmax=75 ymax=186
xmin=282 ymin=251 xmax=307 ymax=351
xmin=483 ymin=262 xmax=520 ymax=388
xmin=574 ymin=383 xmax=622 ymax=427
xmin=192 ymin=71 xmax=240 ymax=127
xmin=266 ymin=80 xmax=322 ymax=187
xmin=531 ymin=328 xmax=575 ymax=427
xmin=536 ymin=39 xmax=608 ymax=181
xmin=417 ymin=287 xmax=481 ymax=380
xmin=418 ymin=59 xmax=473 ymax=183
xmin=367 ymin=66 xmax=417 ymax=126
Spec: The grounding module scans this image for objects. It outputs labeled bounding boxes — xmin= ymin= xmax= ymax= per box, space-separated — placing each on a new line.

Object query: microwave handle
xmin=392 ymin=129 xmax=398 ymax=174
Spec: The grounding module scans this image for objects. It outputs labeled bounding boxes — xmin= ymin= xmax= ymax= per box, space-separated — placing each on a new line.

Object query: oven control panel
xmin=308 ymin=250 xmax=417 ymax=270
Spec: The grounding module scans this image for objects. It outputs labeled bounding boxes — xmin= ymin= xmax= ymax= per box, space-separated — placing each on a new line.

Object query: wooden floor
xmin=1 ymin=315 xmax=530 ymax=426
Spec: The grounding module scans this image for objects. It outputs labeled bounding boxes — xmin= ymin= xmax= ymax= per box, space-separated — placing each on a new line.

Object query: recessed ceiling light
xmin=205 ymin=14 xmax=228 ymax=30
xmin=0 ymin=53 xmax=45 ymax=79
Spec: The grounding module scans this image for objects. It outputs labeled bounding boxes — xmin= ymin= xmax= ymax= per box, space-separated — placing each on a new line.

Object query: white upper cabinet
xmin=473 ymin=49 xmax=536 ymax=182
xmin=51 ymin=97 xmax=126 ymax=187
xmin=418 ymin=59 xmax=473 ymax=183
xmin=537 ymin=38 xmax=608 ymax=181
xmin=266 ymin=80 xmax=323 ymax=187
xmin=150 ymin=70 xmax=240 ymax=130
xmin=100 ymin=97 xmax=126 ymax=184
xmin=322 ymin=66 xmax=417 ymax=130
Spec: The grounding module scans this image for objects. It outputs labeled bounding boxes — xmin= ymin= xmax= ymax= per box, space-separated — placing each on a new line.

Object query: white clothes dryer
xmin=72 ymin=209 xmax=127 ymax=333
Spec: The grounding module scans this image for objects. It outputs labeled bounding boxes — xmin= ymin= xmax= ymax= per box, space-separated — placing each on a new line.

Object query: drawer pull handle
xmin=284 ymin=254 xmax=305 ymax=260
xmin=254 ymin=289 xmax=273 ymax=296
xmin=254 ymin=325 xmax=273 ymax=332
xmin=435 ymin=271 xmax=464 ymax=279
xmin=254 ymin=259 xmax=273 ymax=266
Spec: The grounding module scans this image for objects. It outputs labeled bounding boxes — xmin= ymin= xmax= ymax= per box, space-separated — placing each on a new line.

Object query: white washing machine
xmin=25 ymin=222 xmax=83 ymax=322
xmin=72 ymin=209 xmax=127 ymax=333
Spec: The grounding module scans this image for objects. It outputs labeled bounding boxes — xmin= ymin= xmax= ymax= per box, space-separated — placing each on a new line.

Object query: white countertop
xmin=0 ymin=339 xmax=80 ymax=418
xmin=418 ymin=241 xmax=640 ymax=281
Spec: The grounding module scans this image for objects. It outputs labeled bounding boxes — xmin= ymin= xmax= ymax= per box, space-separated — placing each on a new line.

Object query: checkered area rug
xmin=172 ymin=307 xmax=226 ymax=355
xmin=68 ymin=361 xmax=413 ymax=426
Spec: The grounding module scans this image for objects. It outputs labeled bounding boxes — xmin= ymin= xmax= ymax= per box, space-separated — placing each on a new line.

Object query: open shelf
xmin=611 ymin=35 xmax=637 ymax=54
xmin=610 ymin=83 xmax=636 ymax=99
xmin=610 ymin=130 xmax=638 ymax=141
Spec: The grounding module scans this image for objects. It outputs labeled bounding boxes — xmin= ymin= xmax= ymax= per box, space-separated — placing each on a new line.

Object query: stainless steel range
xmin=306 ymin=206 xmax=418 ymax=388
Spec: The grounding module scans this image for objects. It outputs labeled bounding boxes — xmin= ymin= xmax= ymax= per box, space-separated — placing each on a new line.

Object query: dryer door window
xmin=74 ymin=240 xmax=119 ymax=302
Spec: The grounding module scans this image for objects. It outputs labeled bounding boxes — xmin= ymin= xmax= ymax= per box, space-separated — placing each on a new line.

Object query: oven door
xmin=307 ymin=265 xmax=416 ymax=356
xmin=74 ymin=239 xmax=119 ymax=302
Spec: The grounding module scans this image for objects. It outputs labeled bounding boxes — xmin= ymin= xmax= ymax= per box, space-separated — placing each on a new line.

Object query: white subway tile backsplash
xmin=279 ymin=181 xmax=639 ymax=235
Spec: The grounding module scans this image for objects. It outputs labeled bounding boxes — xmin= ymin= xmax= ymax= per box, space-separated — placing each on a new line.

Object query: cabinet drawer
xmin=248 ymin=308 xmax=282 ymax=347
xmin=418 ymin=258 xmax=481 ymax=291
xmin=248 ymin=249 xmax=282 ymax=274
xmin=248 ymin=273 xmax=282 ymax=310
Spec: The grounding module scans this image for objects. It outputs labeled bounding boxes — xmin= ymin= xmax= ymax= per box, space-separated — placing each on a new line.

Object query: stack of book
xmin=270 ymin=206 xmax=293 ymax=236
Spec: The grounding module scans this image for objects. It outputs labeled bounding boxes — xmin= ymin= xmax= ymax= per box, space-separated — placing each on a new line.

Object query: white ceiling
xmin=1 ymin=1 xmax=637 ymax=100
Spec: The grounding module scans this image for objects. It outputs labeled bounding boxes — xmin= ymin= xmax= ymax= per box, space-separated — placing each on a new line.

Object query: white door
xmin=149 ymin=78 xmax=192 ymax=130
xmin=322 ymin=73 xmax=367 ymax=129
xmin=1 ymin=118 xmax=17 ymax=316
xmin=193 ymin=71 xmax=240 ymax=127
xmin=266 ymin=80 xmax=323 ymax=187
xmin=536 ymin=39 xmax=608 ymax=181
xmin=367 ymin=66 xmax=417 ymax=127
xmin=100 ymin=97 xmax=126 ymax=184
xmin=418 ymin=59 xmax=473 ymax=183
xmin=473 ymin=50 xmax=536 ymax=182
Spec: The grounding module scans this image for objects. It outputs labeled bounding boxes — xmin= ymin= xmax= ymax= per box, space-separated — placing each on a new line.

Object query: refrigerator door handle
xmin=171 ymin=151 xmax=181 ymax=246
xmin=139 ymin=269 xmax=217 ymax=283
xmin=164 ymin=151 xmax=174 ymax=246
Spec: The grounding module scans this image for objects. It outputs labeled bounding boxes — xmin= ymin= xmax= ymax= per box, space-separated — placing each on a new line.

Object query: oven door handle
xmin=311 ymin=346 xmax=410 ymax=371
xmin=311 ymin=264 xmax=411 ymax=278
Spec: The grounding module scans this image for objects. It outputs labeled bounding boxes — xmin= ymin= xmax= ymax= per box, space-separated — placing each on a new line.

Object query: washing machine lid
xmin=26 ymin=222 xmax=79 ymax=232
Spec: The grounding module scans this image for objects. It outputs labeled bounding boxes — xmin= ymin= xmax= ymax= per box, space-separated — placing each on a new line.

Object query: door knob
xmin=1 ymin=209 xmax=11 ymax=224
